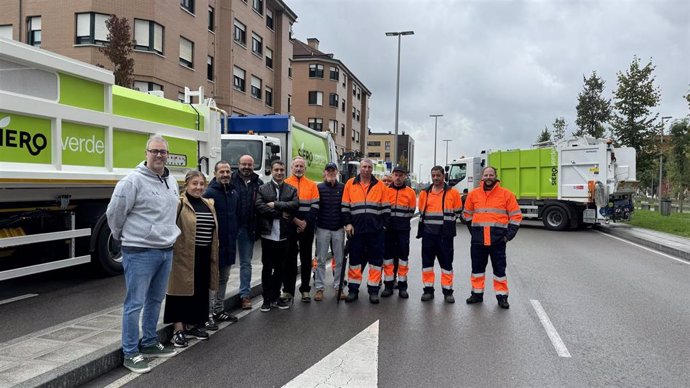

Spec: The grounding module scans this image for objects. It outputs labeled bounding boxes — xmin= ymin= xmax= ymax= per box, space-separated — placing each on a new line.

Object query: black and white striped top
xmin=186 ymin=194 xmax=216 ymax=247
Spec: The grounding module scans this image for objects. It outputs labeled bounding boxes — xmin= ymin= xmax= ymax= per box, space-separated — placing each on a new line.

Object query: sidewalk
xmin=594 ymin=222 xmax=690 ymax=262
xmin=0 ymin=250 xmax=265 ymax=388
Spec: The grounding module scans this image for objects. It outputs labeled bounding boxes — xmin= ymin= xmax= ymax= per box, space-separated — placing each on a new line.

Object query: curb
xmin=593 ymin=224 xmax=690 ymax=262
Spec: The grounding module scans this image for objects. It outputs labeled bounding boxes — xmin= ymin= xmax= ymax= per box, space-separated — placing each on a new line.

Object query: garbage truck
xmin=445 ymin=137 xmax=638 ymax=230
xmin=0 ymin=38 xmax=224 ymax=280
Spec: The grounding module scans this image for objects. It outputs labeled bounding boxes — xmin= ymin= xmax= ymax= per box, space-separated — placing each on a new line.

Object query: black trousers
xmin=286 ymin=226 xmax=315 ymax=295
xmin=261 ymin=238 xmax=289 ymax=302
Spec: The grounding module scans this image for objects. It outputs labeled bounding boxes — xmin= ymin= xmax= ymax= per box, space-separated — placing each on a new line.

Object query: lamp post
xmin=385 ymin=30 xmax=414 ymax=167
xmin=430 ymin=114 xmax=443 ymax=166
xmin=442 ymin=139 xmax=452 ymax=165
xmin=659 ymin=116 xmax=672 ymax=206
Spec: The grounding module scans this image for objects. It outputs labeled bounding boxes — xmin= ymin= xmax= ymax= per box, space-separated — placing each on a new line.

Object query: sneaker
xmin=184 ymin=326 xmax=209 ymax=340
xmin=337 ymin=291 xmax=348 ymax=300
xmin=399 ymin=289 xmax=409 ymax=299
xmin=213 ymin=311 xmax=239 ymax=323
xmin=123 ymin=353 xmax=151 ymax=374
xmin=141 ymin=342 xmax=177 ymax=358
xmin=345 ymin=292 xmax=359 ymax=303
xmin=301 ymin=291 xmax=312 ymax=303
xmin=497 ymin=295 xmax=510 ymax=309
xmin=381 ymin=288 xmax=394 ymax=298
xmin=369 ymin=293 xmax=380 ymax=304
xmin=421 ymin=292 xmax=434 ymax=302
xmin=241 ymin=297 xmax=252 ymax=310
xmin=314 ymin=290 xmax=324 ymax=301
xmin=260 ymin=301 xmax=271 ymax=312
xmin=444 ymin=294 xmax=456 ymax=304
xmin=170 ymin=331 xmax=188 ymax=348
xmin=277 ymin=298 xmax=291 ymax=310
xmin=466 ymin=292 xmax=484 ymax=304
xmin=205 ymin=317 xmax=219 ymax=331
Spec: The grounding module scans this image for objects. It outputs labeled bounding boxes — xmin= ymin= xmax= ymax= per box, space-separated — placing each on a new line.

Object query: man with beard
xmin=463 ymin=166 xmax=522 ymax=309
xmin=230 ymin=155 xmax=262 ymax=309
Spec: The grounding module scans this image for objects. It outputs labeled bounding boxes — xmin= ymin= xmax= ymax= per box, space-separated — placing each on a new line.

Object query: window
xmin=265 ymin=47 xmax=273 ymax=69
xmin=27 ymin=16 xmax=41 ymax=47
xmin=178 ymin=92 xmax=185 ymax=102
xmin=233 ymin=20 xmax=246 ymax=45
xmin=353 ymin=87 xmax=356 ymax=97
xmin=330 ymin=66 xmax=339 ymax=81
xmin=288 ymin=65 xmax=292 ymax=78
xmin=288 ymin=95 xmax=291 ymax=113
xmin=134 ymin=81 xmax=163 ymax=93
xmin=341 ymin=124 xmax=345 ymax=137
xmin=265 ymin=86 xmax=273 ymax=107
xmin=385 ymin=141 xmax=390 ymax=151
xmin=0 ymin=25 xmax=12 ymax=40
xmin=352 ymin=130 xmax=355 ymax=141
xmin=179 ymin=37 xmax=193 ymax=68
xmin=367 ymin=141 xmax=381 ymax=147
xmin=329 ymin=93 xmax=339 ymax=107
xmin=368 ymin=152 xmax=381 ymax=158
xmin=357 ymin=88 xmax=361 ymax=99
xmin=342 ymin=73 xmax=347 ymax=87
xmin=253 ymin=0 xmax=264 ymax=15
xmin=266 ymin=9 xmax=274 ymax=30
xmin=308 ymin=91 xmax=323 ymax=106
xmin=309 ymin=64 xmax=324 ymax=78
xmin=233 ymin=66 xmax=246 ymax=91
xmin=76 ymin=13 xmax=109 ymax=44
xmin=252 ymin=33 xmax=262 ymax=56
xmin=341 ymin=99 xmax=345 ymax=112
xmin=207 ymin=56 xmax=214 ymax=81
xmin=181 ymin=0 xmax=194 ymax=13
xmin=329 ymin=120 xmax=338 ymax=134
xmin=250 ymin=76 xmax=262 ymax=99
xmin=352 ymin=107 xmax=356 ymax=119
xmin=208 ymin=6 xmax=215 ymax=31
xmin=385 ymin=152 xmax=391 ymax=159
xmin=308 ymin=118 xmax=323 ymax=131
xmin=134 ymin=19 xmax=164 ymax=54
xmin=356 ymin=109 xmax=360 ymax=121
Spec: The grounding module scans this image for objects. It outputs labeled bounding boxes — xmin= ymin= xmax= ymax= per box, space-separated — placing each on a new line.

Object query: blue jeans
xmin=121 ymin=247 xmax=173 ymax=357
xmin=237 ymin=226 xmax=254 ymax=298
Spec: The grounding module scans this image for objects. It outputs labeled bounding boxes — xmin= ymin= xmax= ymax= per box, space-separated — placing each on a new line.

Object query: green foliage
xmin=626 ymin=209 xmax=690 ymax=238
xmin=552 ymin=117 xmax=567 ymax=142
xmin=610 ymin=56 xmax=661 ymax=187
xmin=536 ymin=126 xmax=551 ymax=143
xmin=99 ymin=16 xmax=134 ymax=88
xmin=667 ymin=119 xmax=690 ymax=197
xmin=575 ymin=71 xmax=611 ymax=138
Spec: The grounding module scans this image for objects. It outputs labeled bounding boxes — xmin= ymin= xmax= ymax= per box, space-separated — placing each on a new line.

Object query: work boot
xmin=345 ymin=292 xmax=359 ymax=303
xmin=369 ymin=293 xmax=380 ymax=304
xmin=381 ymin=288 xmax=394 ymax=298
xmin=241 ymin=297 xmax=252 ymax=310
xmin=497 ymin=295 xmax=510 ymax=309
xmin=399 ymin=289 xmax=409 ymax=299
xmin=421 ymin=292 xmax=434 ymax=302
xmin=466 ymin=292 xmax=484 ymax=304
xmin=444 ymin=294 xmax=455 ymax=304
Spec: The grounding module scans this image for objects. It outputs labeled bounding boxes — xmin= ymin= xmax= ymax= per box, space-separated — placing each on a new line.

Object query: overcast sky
xmin=289 ymin=0 xmax=689 ymax=181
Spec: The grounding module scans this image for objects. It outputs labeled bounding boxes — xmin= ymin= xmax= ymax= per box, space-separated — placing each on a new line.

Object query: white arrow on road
xmin=283 ymin=320 xmax=379 ymax=387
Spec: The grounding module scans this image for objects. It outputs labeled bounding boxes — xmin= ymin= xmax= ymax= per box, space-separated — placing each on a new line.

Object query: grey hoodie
xmin=106 ymin=161 xmax=181 ymax=248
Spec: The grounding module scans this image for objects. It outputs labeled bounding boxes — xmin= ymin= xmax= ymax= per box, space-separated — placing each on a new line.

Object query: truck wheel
xmin=94 ymin=224 xmax=123 ymax=276
xmin=543 ymin=206 xmax=569 ymax=231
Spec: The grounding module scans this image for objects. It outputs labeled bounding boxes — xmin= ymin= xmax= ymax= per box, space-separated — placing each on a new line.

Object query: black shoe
xmin=345 ymin=292 xmax=359 ymax=303
xmin=184 ymin=327 xmax=209 ymax=340
xmin=369 ymin=294 xmax=380 ymax=304
xmin=466 ymin=292 xmax=484 ymax=304
xmin=381 ymin=288 xmax=394 ymax=298
xmin=399 ymin=289 xmax=409 ymax=299
xmin=497 ymin=295 xmax=510 ymax=309
xmin=277 ymin=298 xmax=291 ymax=310
xmin=260 ymin=301 xmax=271 ymax=312
xmin=213 ymin=311 xmax=239 ymax=323
xmin=444 ymin=294 xmax=455 ymax=304
xmin=204 ymin=317 xmax=219 ymax=331
xmin=421 ymin=292 xmax=434 ymax=302
xmin=170 ymin=330 xmax=188 ymax=348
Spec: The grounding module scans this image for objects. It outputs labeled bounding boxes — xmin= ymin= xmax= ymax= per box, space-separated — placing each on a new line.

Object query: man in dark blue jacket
xmin=203 ymin=161 xmax=239 ymax=327
xmin=230 ymin=155 xmax=262 ymax=309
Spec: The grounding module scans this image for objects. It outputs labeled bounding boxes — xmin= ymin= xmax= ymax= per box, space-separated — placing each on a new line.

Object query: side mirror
xmin=271 ymin=145 xmax=281 ymax=154
xmin=444 ymin=165 xmax=449 ymax=172
xmin=445 ymin=172 xmax=449 ymax=182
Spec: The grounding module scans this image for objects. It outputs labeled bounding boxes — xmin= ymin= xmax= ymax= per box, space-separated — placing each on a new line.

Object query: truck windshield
xmin=221 ymin=139 xmax=262 ymax=170
xmin=448 ymin=163 xmax=466 ymax=185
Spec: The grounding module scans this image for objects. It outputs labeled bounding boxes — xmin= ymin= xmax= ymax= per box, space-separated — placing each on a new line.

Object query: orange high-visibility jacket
xmin=285 ymin=175 xmax=319 ymax=226
xmin=387 ymin=184 xmax=417 ymax=231
xmin=418 ymin=184 xmax=462 ymax=237
xmin=341 ymin=175 xmax=390 ymax=233
xmin=463 ymin=182 xmax=522 ymax=246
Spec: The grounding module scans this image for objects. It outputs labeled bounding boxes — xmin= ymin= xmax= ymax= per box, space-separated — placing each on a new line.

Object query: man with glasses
xmin=106 ymin=135 xmax=179 ymax=373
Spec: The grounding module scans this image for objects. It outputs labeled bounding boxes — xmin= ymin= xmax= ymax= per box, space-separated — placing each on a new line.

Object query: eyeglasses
xmin=147 ymin=149 xmax=169 ymax=156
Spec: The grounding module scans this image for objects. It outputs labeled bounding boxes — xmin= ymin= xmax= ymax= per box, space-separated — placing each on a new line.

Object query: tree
xmin=552 ymin=117 xmax=567 ymax=142
xmin=575 ymin=71 xmax=611 ymax=138
xmin=536 ymin=126 xmax=552 ymax=143
xmin=667 ymin=119 xmax=690 ymax=199
xmin=99 ymin=16 xmax=134 ymax=88
xmin=610 ymin=56 xmax=661 ymax=187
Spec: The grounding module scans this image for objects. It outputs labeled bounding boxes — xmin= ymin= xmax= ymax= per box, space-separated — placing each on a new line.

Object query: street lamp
xmin=385 ymin=30 xmax=414 ymax=167
xmin=430 ymin=114 xmax=443 ymax=166
xmin=442 ymin=139 xmax=452 ymax=165
xmin=659 ymin=116 xmax=672 ymax=205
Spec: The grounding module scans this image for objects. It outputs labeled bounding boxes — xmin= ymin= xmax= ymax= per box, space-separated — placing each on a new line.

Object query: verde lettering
xmin=0 ymin=118 xmax=48 ymax=156
xmin=62 ymin=135 xmax=105 ymax=154
xmin=298 ymin=147 xmax=314 ymax=166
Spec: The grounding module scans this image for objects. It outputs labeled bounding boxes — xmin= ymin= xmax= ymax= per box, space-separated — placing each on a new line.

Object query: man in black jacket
xmin=255 ymin=160 xmax=299 ymax=312
xmin=230 ymin=155 xmax=262 ymax=310
xmin=313 ymin=163 xmax=347 ymax=301
xmin=203 ymin=161 xmax=239 ymax=328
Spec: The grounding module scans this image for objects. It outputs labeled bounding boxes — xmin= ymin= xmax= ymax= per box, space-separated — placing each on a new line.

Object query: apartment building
xmin=366 ymin=131 xmax=415 ymax=173
xmin=291 ymin=38 xmax=370 ymax=157
xmin=0 ymin=0 xmax=296 ymax=115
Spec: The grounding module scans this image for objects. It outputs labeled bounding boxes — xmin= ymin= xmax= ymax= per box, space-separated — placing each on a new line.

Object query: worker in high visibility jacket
xmin=417 ymin=166 xmax=463 ymax=303
xmin=284 ymin=156 xmax=320 ymax=303
xmin=463 ymin=166 xmax=522 ymax=309
xmin=382 ymin=166 xmax=416 ymax=299
xmin=342 ymin=158 xmax=390 ymax=304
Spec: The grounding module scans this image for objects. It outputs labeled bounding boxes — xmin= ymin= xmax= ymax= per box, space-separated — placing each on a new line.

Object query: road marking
xmin=530 ymin=299 xmax=571 ymax=358
xmin=283 ymin=320 xmax=379 ymax=387
xmin=0 ymin=293 xmax=38 ymax=305
xmin=596 ymin=231 xmax=689 ymax=265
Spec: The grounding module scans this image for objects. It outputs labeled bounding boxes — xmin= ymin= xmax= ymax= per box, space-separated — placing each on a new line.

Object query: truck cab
xmin=446 ymin=156 xmax=483 ymax=195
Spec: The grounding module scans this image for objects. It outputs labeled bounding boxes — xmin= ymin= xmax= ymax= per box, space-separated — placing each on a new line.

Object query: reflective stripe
xmin=351 ymin=208 xmax=386 ymax=215
xmin=495 ymin=291 xmax=508 ymax=295
xmin=423 ymin=219 xmax=443 ymax=225
xmin=398 ymin=276 xmax=408 ymax=282
xmin=509 ymin=210 xmax=521 ymax=216
xmin=383 ymin=259 xmax=393 ymax=265
xmin=441 ymin=284 xmax=453 ymax=290
xmin=443 ymin=216 xmax=456 ymax=221
xmin=471 ymin=273 xmax=485 ymax=278
xmin=370 ymin=265 xmax=382 ymax=272
xmin=475 ymin=208 xmax=509 ymax=215
xmin=464 ymin=209 xmax=474 ymax=215
xmin=509 ymin=220 xmax=521 ymax=225
xmin=298 ymin=206 xmax=311 ymax=212
xmin=494 ymin=276 xmax=506 ymax=281
xmin=391 ymin=211 xmax=413 ymax=218
xmin=441 ymin=269 xmax=453 ymax=275
xmin=399 ymin=260 xmax=408 ymax=266
xmin=472 ymin=288 xmax=484 ymax=293
xmin=472 ymin=222 xmax=508 ymax=228
xmin=464 ymin=216 xmax=473 ymax=221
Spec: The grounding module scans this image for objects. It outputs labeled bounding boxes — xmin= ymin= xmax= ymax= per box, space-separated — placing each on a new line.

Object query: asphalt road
xmin=76 ymin=223 xmax=690 ymax=388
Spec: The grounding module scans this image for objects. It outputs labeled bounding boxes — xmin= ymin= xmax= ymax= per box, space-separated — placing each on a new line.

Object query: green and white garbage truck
xmin=445 ymin=137 xmax=638 ymax=230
